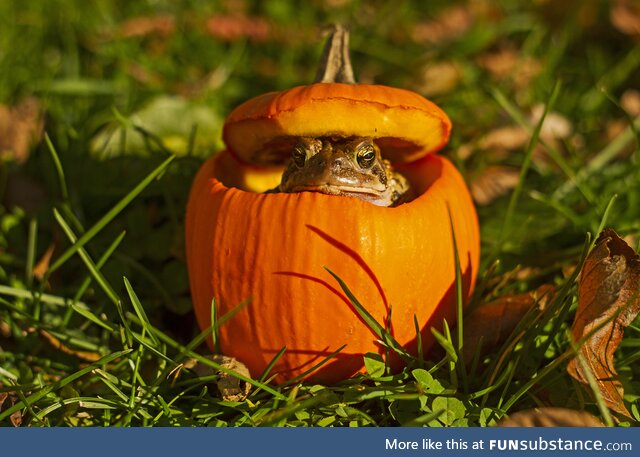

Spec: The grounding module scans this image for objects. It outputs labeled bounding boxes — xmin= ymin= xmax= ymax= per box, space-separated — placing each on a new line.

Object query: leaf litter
xmin=567 ymin=229 xmax=640 ymax=419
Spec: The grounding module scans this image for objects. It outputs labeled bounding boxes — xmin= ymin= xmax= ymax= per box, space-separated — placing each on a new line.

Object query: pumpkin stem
xmin=314 ymin=24 xmax=356 ymax=84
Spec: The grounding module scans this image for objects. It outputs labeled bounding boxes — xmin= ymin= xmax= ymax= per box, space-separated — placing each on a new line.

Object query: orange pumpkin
xmin=185 ymin=27 xmax=480 ymax=383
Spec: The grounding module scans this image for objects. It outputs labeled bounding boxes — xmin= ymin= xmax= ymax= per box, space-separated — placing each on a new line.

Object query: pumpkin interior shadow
xmin=213 ymin=145 xmax=444 ymax=206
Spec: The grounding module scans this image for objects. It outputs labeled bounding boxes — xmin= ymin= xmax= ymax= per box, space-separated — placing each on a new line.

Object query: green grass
xmin=1 ymin=0 xmax=640 ymax=426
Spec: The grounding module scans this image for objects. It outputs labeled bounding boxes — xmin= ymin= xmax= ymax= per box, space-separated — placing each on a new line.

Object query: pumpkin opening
xmin=211 ymin=147 xmax=442 ymax=204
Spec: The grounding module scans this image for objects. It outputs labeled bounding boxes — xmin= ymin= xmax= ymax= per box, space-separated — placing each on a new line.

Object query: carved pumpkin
xmin=185 ymin=27 xmax=480 ymax=383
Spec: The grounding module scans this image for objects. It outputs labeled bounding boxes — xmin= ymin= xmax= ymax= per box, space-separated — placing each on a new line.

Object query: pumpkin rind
xmin=223 ymin=83 xmax=452 ymax=165
xmin=185 ymin=150 xmax=479 ymax=383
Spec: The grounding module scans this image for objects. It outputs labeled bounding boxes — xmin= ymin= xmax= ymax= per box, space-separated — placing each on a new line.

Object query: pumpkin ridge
xmin=306 ymin=224 xmax=389 ymax=312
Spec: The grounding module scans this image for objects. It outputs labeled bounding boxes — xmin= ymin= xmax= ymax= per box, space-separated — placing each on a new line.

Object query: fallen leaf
xmin=0 ymin=389 xmax=22 ymax=427
xmin=32 ymin=243 xmax=55 ymax=281
xmin=478 ymin=126 xmax=530 ymax=151
xmin=119 ymin=15 xmax=175 ymax=38
xmin=469 ymin=165 xmax=521 ymax=205
xmin=411 ymin=5 xmax=473 ymax=44
xmin=204 ymin=14 xmax=271 ymax=42
xmin=0 ymin=97 xmax=44 ymax=164
xmin=184 ymin=355 xmax=252 ymax=401
xmin=10 ymin=410 xmax=22 ymax=427
xmin=567 ymin=229 xmax=640 ymax=419
xmin=463 ymin=285 xmax=554 ymax=365
xmin=498 ymin=407 xmax=604 ymax=427
xmin=477 ymin=48 xmax=542 ymax=89
xmin=39 ymin=330 xmax=102 ymax=362
xmin=530 ymin=105 xmax=573 ymax=141
xmin=621 ymin=89 xmax=640 ymax=117
xmin=0 ymin=319 xmax=10 ymax=339
xmin=611 ymin=0 xmax=640 ymax=38
xmin=413 ymin=61 xmax=461 ymax=97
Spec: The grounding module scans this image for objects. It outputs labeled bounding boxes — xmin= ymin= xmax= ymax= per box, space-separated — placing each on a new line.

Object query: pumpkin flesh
xmin=186 ymin=149 xmax=479 ymax=383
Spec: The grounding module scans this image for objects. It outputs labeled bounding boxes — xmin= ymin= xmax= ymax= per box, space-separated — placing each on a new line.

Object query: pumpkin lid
xmin=222 ymin=26 xmax=452 ymax=166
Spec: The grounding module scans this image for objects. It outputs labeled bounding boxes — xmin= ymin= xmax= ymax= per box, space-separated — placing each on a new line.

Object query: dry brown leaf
xmin=611 ymin=0 xmax=640 ymax=38
xmin=411 ymin=5 xmax=473 ymax=44
xmin=39 ymin=329 xmax=102 ymax=362
xmin=0 ymin=97 xmax=44 ymax=164
xmin=0 ymin=390 xmax=22 ymax=427
xmin=478 ymin=126 xmax=530 ymax=151
xmin=621 ymin=89 xmax=640 ymax=117
xmin=413 ymin=61 xmax=461 ymax=97
xmin=120 ymin=15 xmax=175 ymax=38
xmin=567 ymin=229 xmax=640 ymax=419
xmin=205 ymin=15 xmax=271 ymax=42
xmin=0 ymin=318 xmax=10 ymax=339
xmin=185 ymin=354 xmax=252 ymax=401
xmin=530 ymin=105 xmax=573 ymax=141
xmin=469 ymin=165 xmax=520 ymax=205
xmin=463 ymin=285 xmax=554 ymax=365
xmin=498 ymin=407 xmax=604 ymax=427
xmin=10 ymin=410 xmax=22 ymax=427
xmin=477 ymin=48 xmax=542 ymax=89
xmin=32 ymin=243 xmax=55 ymax=281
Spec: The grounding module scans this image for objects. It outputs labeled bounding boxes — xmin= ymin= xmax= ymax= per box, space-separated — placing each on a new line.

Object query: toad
xmin=272 ymin=137 xmax=411 ymax=207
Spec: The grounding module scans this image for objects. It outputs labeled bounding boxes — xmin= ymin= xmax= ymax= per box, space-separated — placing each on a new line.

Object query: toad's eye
xmin=292 ymin=145 xmax=307 ymax=168
xmin=357 ymin=144 xmax=376 ymax=168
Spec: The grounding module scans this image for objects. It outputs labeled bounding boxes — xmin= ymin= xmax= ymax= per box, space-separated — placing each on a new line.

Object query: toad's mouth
xmin=288 ymin=184 xmax=386 ymax=198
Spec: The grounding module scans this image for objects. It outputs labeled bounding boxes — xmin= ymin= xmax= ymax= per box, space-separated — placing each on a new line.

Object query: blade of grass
xmin=44 ymin=133 xmax=69 ymax=202
xmin=500 ymin=81 xmax=562 ymax=244
xmin=593 ymin=194 xmax=618 ymax=245
xmin=54 ymin=208 xmax=120 ymax=306
xmin=258 ymin=390 xmax=333 ymax=426
xmin=125 ymin=312 xmax=286 ymax=401
xmin=71 ymin=230 xmax=126 ymax=308
xmin=25 ymin=218 xmax=37 ymax=288
xmin=554 ymin=116 xmax=640 ymax=199
xmin=45 ymin=154 xmax=175 ymax=277
xmin=431 ymin=326 xmax=458 ymax=364
xmin=402 ymin=409 xmax=445 ymax=427
xmin=0 ymin=284 xmax=88 ymax=309
xmin=259 ymin=346 xmax=287 ymax=383
xmin=325 ymin=267 xmax=412 ymax=362
xmin=447 ymin=205 xmax=468 ymax=393
xmin=490 ymin=84 xmax=594 ymax=203
xmin=211 ymin=297 xmax=220 ymax=353
xmin=112 ymin=252 xmax=174 ymax=312
xmin=124 ymin=277 xmax=160 ymax=347
xmin=188 ymin=298 xmax=251 ymax=352
xmin=413 ymin=314 xmax=423 ymax=369
xmin=0 ymin=349 xmax=132 ymax=422
xmin=283 ymin=344 xmax=348 ymax=386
